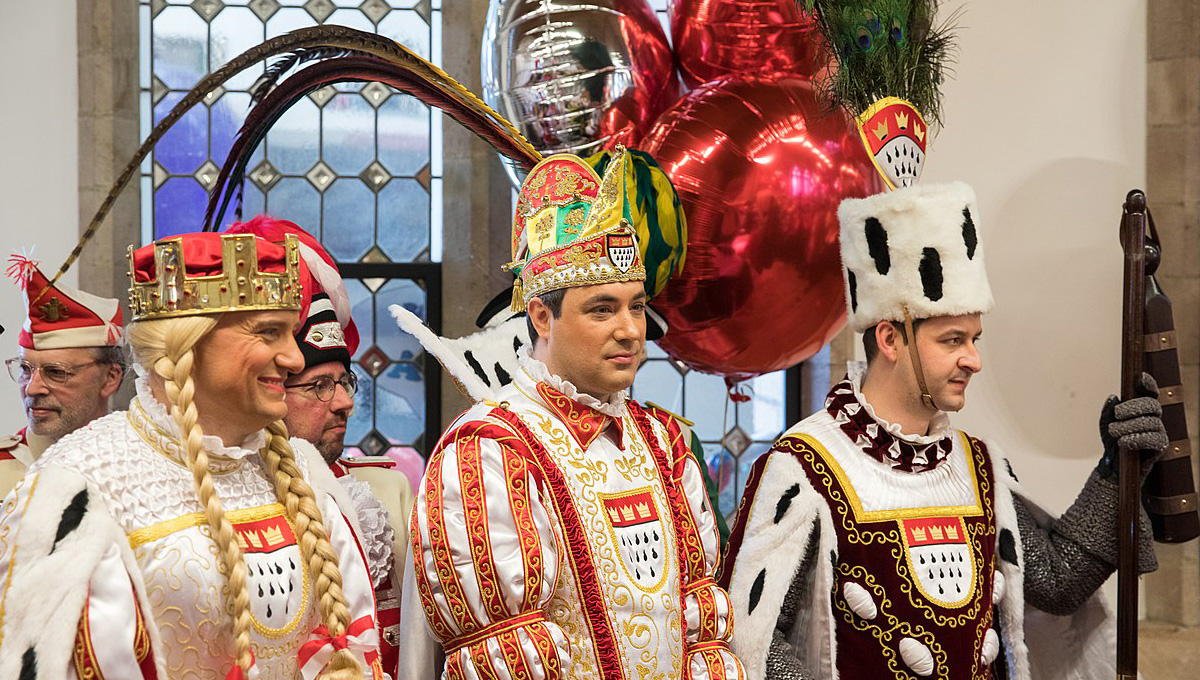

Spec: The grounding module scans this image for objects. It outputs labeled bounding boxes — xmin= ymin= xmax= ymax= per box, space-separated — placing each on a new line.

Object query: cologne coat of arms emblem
xmin=235 ymin=511 xmax=308 ymax=631
xmin=601 ymin=488 xmax=668 ymax=593
xmin=605 ymin=231 xmax=638 ymax=273
xmin=900 ymin=516 xmax=975 ymax=608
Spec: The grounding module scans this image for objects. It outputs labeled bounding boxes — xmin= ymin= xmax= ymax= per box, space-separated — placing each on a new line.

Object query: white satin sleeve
xmin=410 ymin=418 xmax=569 ymax=680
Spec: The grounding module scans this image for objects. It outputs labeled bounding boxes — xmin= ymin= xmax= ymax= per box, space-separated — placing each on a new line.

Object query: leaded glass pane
xmin=376 ymin=364 xmax=425 ymax=446
xmin=141 ymin=0 xmax=443 ymax=461
xmin=321 ymin=179 xmax=374 ymax=261
xmin=374 ymin=279 xmax=425 ymax=361
xmin=631 ymin=346 xmax=796 ymax=519
xmin=377 ymin=180 xmax=430 ymax=261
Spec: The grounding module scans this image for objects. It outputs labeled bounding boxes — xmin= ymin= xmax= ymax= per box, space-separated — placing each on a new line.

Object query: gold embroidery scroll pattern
xmin=503 ymin=409 xmax=611 ymax=677
xmin=548 ymin=586 xmax=599 ymax=678
xmin=624 ymin=615 xmax=666 ymax=680
xmin=500 ymin=435 xmax=546 ymax=613
xmin=565 ymin=206 xmax=587 ymax=227
xmin=780 ymin=438 xmax=893 ymax=547
xmin=408 ymin=473 xmax=455 ymax=643
xmin=524 ymin=409 xmax=609 ymax=486
xmin=72 ymin=604 xmax=100 ymax=680
xmin=524 ymin=407 xmax=670 ymax=677
xmin=457 ymin=434 xmax=509 ymax=621
xmin=632 ymin=416 xmax=705 ymax=583
xmin=423 ymin=442 xmax=483 ymax=633
xmin=136 ymin=534 xmax=228 ymax=680
xmin=133 ymin=584 xmax=153 ymax=663
xmin=834 ymin=564 xmax=950 ymax=680
xmin=970 ymin=605 xmax=995 ymax=680
xmin=128 ymin=402 xmax=242 ymax=476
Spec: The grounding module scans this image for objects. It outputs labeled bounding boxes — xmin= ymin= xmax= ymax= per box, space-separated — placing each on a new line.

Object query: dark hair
xmin=93 ymin=345 xmax=127 ymax=375
xmin=526 ymin=288 xmax=567 ymax=345
xmin=862 ymin=318 xmax=924 ymax=363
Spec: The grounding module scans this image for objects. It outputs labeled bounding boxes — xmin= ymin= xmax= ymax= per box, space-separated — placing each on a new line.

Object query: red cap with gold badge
xmin=6 ymin=255 xmax=123 ymax=350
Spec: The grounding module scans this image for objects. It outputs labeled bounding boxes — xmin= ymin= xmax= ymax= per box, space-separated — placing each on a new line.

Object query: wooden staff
xmin=1116 ymin=189 xmax=1149 ymax=678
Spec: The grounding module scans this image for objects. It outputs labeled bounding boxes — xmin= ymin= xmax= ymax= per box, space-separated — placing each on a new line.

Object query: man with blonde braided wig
xmin=406 ymin=150 xmax=744 ymax=680
xmin=0 ymin=230 xmax=385 ymax=680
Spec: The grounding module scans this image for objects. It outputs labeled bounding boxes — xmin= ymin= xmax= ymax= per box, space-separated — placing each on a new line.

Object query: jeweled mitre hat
xmin=127 ymin=232 xmax=303 ymax=322
xmin=505 ymin=148 xmax=647 ymax=311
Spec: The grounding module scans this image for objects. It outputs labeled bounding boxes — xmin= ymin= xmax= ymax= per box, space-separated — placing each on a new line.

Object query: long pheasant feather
xmin=46 ymin=25 xmax=536 ymax=301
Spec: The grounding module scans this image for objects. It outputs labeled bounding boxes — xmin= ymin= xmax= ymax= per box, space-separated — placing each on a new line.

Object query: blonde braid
xmin=262 ymin=420 xmax=363 ymax=679
xmin=128 ymin=317 xmax=256 ymax=677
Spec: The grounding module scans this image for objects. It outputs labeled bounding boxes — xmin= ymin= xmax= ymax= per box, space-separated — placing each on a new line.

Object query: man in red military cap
xmin=0 ymin=256 xmax=125 ymax=498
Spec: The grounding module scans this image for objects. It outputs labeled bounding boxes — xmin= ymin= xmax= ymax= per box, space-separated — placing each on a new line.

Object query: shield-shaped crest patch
xmin=900 ymin=516 xmax=975 ymax=608
xmin=235 ymin=511 xmax=308 ymax=633
xmin=605 ymin=231 xmax=637 ymax=273
xmin=601 ymin=488 xmax=668 ymax=593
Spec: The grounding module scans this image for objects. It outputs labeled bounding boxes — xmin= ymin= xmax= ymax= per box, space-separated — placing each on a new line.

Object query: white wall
xmin=0 ymin=1 xmax=79 ymax=434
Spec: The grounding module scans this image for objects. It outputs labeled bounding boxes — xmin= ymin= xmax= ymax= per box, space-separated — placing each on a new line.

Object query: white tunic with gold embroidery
xmin=0 ymin=378 xmax=383 ymax=680
xmin=409 ymin=355 xmax=743 ymax=680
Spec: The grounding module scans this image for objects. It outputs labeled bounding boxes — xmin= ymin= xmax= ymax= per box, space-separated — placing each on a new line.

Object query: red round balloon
xmin=669 ymin=0 xmax=829 ymax=88
xmin=641 ymin=75 xmax=882 ymax=379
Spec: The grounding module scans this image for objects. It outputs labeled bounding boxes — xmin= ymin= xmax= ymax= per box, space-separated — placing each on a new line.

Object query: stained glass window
xmin=630 ymin=346 xmax=804 ymax=519
xmin=139 ymin=0 xmax=444 ymax=466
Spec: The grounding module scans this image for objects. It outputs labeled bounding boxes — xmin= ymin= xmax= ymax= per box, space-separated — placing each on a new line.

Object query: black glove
xmin=1097 ymin=372 xmax=1169 ymax=480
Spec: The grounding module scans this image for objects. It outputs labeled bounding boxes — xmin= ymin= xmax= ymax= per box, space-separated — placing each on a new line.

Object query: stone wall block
xmin=1148 ymin=0 xmax=1200 ymax=61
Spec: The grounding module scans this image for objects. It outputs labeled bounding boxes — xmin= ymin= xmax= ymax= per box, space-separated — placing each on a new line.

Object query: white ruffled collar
xmin=517 ymin=349 xmax=628 ymax=419
xmin=846 ymin=362 xmax=953 ymax=445
xmin=134 ymin=374 xmax=267 ymax=460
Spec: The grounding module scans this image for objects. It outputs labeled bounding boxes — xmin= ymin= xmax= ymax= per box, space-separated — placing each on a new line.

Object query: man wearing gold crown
xmin=407 ymin=150 xmax=743 ymax=680
xmin=0 ymin=230 xmax=386 ymax=680
xmin=0 ymin=257 xmax=126 ymax=499
xmin=719 ymin=183 xmax=1168 ymax=680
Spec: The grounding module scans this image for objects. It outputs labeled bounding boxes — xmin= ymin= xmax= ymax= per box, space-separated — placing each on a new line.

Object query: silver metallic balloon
xmin=482 ymin=0 xmax=680 ymax=185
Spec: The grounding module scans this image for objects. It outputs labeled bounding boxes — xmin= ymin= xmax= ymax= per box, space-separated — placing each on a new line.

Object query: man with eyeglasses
xmin=230 ymin=215 xmax=413 ymax=677
xmin=1 ymin=256 xmax=124 ymax=499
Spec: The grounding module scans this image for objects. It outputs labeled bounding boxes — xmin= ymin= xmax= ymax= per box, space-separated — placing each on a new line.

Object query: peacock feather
xmin=803 ymin=0 xmax=957 ymax=127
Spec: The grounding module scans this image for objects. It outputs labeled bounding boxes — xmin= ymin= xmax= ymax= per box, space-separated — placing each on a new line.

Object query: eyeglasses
xmin=6 ymin=358 xmax=103 ymax=386
xmin=284 ymin=372 xmax=358 ymax=402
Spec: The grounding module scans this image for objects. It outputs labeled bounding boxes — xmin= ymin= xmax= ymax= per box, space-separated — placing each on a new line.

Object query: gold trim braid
xmin=128 ymin=503 xmax=286 ymax=548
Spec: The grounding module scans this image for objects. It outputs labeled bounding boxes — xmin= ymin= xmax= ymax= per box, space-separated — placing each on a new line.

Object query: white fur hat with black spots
xmin=838 ymin=181 xmax=994 ymax=332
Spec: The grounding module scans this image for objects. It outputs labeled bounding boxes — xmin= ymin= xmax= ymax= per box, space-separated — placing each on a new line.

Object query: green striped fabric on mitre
xmin=586 ymin=149 xmax=687 ymax=300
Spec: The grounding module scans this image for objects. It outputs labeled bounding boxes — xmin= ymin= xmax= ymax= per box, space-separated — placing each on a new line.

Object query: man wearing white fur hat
xmin=720 ymin=182 xmax=1168 ymax=680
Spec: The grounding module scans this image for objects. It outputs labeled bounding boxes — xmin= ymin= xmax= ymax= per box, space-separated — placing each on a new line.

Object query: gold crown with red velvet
xmin=126 ymin=232 xmax=303 ymax=322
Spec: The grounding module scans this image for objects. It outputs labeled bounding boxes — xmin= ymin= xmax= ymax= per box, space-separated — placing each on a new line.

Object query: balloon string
xmin=725 ymin=377 xmax=752 ymax=404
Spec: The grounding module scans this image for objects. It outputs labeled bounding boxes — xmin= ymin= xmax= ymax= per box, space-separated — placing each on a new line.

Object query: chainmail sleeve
xmin=1015 ymin=473 xmax=1156 ymax=617
xmin=765 ymin=527 xmax=819 ymax=680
